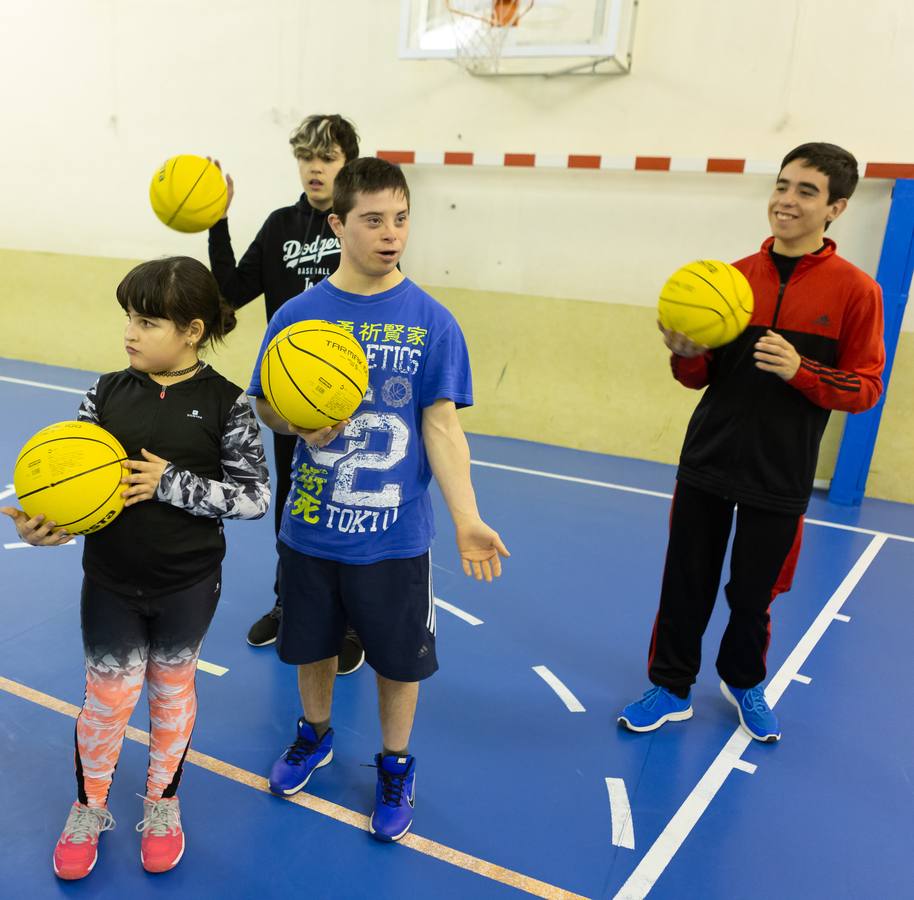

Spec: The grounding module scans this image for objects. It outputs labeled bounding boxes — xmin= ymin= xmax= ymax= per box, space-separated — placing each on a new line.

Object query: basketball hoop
xmin=445 ymin=1 xmax=534 ymax=75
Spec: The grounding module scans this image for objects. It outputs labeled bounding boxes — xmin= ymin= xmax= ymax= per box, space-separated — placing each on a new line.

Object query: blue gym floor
xmin=2 ymin=357 xmax=912 ymax=900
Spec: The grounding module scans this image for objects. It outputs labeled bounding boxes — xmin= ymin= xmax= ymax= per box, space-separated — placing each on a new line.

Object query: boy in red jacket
xmin=619 ymin=142 xmax=885 ymax=742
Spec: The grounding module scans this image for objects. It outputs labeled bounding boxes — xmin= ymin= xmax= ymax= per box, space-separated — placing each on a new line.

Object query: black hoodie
xmin=208 ymin=194 xmax=341 ymax=321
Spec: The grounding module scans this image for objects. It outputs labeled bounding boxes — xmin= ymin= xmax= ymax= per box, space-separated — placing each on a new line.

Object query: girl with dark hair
xmin=2 ymin=256 xmax=271 ymax=880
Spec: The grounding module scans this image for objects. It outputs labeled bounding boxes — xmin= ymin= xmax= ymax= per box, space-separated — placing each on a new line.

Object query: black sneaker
xmin=246 ymin=604 xmax=281 ymax=647
xmin=337 ymin=628 xmax=365 ymax=675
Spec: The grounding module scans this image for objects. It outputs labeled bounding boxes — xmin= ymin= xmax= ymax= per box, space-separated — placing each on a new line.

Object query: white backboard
xmin=399 ymin=0 xmax=637 ymax=75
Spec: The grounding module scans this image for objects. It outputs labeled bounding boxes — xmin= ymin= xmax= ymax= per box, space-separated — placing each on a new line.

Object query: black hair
xmin=116 ymin=256 xmax=236 ymax=348
xmin=779 ymin=142 xmax=859 ymax=203
xmin=332 ymin=157 xmax=411 ymax=223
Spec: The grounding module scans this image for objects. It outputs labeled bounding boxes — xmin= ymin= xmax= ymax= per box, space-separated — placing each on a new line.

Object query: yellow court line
xmin=0 ymin=675 xmax=589 ymax=900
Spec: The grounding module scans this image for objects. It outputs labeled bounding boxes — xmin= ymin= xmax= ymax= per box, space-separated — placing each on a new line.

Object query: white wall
xmin=0 ymin=0 xmax=911 ymax=324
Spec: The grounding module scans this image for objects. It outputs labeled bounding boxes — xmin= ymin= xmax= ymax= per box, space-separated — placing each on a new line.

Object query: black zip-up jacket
xmin=673 ymin=238 xmax=885 ymax=515
xmin=208 ymin=194 xmax=340 ymax=321
xmin=77 ymin=366 xmax=270 ymax=597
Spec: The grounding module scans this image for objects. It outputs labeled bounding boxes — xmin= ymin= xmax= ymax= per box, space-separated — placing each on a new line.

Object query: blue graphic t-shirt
xmin=248 ymin=277 xmax=473 ymax=564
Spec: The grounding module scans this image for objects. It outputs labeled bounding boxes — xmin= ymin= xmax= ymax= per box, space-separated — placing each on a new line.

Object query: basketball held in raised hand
xmin=149 ymin=154 xmax=228 ymax=233
xmin=658 ymin=260 xmax=754 ymax=349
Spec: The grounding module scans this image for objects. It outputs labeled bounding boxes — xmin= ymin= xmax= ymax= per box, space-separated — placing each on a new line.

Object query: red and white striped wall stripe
xmin=372 ymin=151 xmax=914 ymax=179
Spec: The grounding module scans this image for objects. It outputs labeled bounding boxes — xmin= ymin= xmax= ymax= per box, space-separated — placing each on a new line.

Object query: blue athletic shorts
xmin=276 ymin=541 xmax=438 ymax=682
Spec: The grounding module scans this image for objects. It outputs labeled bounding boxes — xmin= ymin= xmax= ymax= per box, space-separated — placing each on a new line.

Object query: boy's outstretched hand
xmin=455 ymin=517 xmax=510 ymax=582
xmin=1 ymin=507 xmax=73 ymax=546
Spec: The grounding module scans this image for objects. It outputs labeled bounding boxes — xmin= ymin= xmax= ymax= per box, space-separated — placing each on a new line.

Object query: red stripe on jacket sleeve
xmin=670 ymin=353 xmax=711 ymax=389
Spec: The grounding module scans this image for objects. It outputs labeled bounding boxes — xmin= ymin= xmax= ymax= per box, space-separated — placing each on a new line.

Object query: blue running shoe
xmin=720 ymin=681 xmax=781 ymax=742
xmin=369 ymin=754 xmax=416 ymax=842
xmin=618 ymin=685 xmax=693 ymax=732
xmin=268 ymin=718 xmax=333 ymax=796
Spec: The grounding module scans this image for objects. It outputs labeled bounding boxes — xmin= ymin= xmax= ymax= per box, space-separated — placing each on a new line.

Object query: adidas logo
xmin=814 ymin=314 xmax=831 ymax=327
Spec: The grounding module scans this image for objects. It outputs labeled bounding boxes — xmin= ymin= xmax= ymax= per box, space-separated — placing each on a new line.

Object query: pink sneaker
xmin=53 ymin=802 xmax=116 ymax=880
xmin=136 ymin=796 xmax=185 ymax=873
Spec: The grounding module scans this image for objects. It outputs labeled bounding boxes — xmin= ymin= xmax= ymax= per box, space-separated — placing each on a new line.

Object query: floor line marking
xmin=0 ymin=674 xmax=589 ymax=900
xmin=834 ymin=613 xmax=852 ymax=623
xmin=4 ymin=541 xmax=78 ymax=550
xmin=532 ymin=665 xmax=586 ymax=713
xmin=196 ymin=659 xmax=228 ymax=676
xmin=792 ymin=674 xmax=812 ymax=685
xmin=0 ymin=375 xmax=87 ymax=395
xmin=470 ymin=460 xmax=914 ymax=543
xmin=470 ymin=460 xmax=674 ymax=500
xmin=605 ymin=778 xmax=636 ymax=849
xmin=0 ymin=485 xmax=15 ymax=501
xmin=433 ymin=597 xmax=484 ymax=626
xmin=732 ymin=759 xmax=757 ymax=774
xmin=613 ymin=534 xmax=886 ymax=900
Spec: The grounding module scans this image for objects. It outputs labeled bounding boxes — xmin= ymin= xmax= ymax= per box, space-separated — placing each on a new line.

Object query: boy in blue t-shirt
xmin=249 ymin=157 xmax=509 ymax=841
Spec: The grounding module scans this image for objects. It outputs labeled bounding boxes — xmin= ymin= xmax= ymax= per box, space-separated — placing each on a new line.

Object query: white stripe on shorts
xmin=426 ymin=551 xmax=436 ymax=636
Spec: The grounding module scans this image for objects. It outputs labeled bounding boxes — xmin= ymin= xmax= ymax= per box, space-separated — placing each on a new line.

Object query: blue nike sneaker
xmin=268 ymin=718 xmax=334 ymax=795
xmin=369 ymin=753 xmax=416 ymax=842
xmin=618 ymin=685 xmax=693 ymax=732
xmin=720 ymin=681 xmax=781 ymax=742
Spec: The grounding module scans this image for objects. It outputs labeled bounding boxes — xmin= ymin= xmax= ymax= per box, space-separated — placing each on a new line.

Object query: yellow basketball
xmin=261 ymin=321 xmax=369 ymax=430
xmin=658 ymin=260 xmax=754 ymax=349
xmin=149 ymin=154 xmax=227 ymax=233
xmin=13 ymin=421 xmax=128 ymax=535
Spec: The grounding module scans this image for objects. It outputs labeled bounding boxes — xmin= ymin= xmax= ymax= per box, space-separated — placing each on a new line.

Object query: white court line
xmin=0 ymin=375 xmax=86 ymax=395
xmin=732 ymin=759 xmax=757 ymax=775
xmin=5 ymin=541 xmax=77 ymax=550
xmin=0 ymin=485 xmax=15 ymax=501
xmin=196 ymin=659 xmax=228 ymax=677
xmin=471 ymin=460 xmax=673 ymax=500
xmin=433 ymin=597 xmax=484 ymax=626
xmin=470 ymin=459 xmax=914 ymax=543
xmin=792 ymin=673 xmax=812 ymax=684
xmin=834 ymin=613 xmax=852 ymax=623
xmin=614 ymin=533 xmax=887 ymax=900
xmin=532 ymin=665 xmax=586 ymax=713
xmin=605 ymin=778 xmax=636 ymax=849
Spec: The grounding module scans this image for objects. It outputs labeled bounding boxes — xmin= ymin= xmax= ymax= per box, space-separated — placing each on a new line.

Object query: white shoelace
xmin=135 ymin=795 xmax=181 ymax=837
xmin=62 ymin=805 xmax=116 ymax=843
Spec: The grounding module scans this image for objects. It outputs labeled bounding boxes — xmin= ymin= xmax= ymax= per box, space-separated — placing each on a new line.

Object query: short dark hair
xmin=116 ymin=257 xmax=236 ymax=348
xmin=332 ymin=158 xmax=411 ymax=223
xmin=289 ymin=114 xmax=360 ymax=163
xmin=779 ymin=142 xmax=859 ymax=203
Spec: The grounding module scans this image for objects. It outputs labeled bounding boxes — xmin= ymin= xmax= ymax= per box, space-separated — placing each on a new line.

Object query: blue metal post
xmin=829 ymin=178 xmax=914 ymax=505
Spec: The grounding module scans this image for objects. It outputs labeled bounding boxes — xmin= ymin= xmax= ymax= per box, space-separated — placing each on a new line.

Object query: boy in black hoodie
xmin=209 ymin=114 xmax=364 ymax=667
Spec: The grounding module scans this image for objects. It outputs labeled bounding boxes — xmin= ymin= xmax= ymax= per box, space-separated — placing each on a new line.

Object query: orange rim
xmin=446 ymin=0 xmax=533 ymax=28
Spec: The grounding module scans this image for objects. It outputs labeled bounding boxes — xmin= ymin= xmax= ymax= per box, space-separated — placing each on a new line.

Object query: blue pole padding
xmin=829 ymin=178 xmax=914 ymax=506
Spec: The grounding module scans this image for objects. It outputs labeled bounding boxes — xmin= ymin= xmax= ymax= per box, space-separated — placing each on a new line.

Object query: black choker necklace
xmin=153 ymin=360 xmax=202 ymax=378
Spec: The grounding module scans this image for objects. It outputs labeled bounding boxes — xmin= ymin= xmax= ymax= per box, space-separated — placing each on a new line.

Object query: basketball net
xmin=445 ymin=1 xmax=534 ymax=75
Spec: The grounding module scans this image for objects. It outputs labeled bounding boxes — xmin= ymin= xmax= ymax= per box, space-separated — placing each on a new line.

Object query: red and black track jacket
xmin=671 ymin=237 xmax=885 ymax=515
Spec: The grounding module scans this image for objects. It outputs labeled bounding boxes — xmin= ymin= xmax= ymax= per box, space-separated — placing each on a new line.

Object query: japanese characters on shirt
xmin=288 ymin=318 xmax=429 ymax=536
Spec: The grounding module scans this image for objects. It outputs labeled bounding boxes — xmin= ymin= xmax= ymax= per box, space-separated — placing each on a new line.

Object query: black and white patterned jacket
xmin=77 ymin=365 xmax=270 ymax=596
